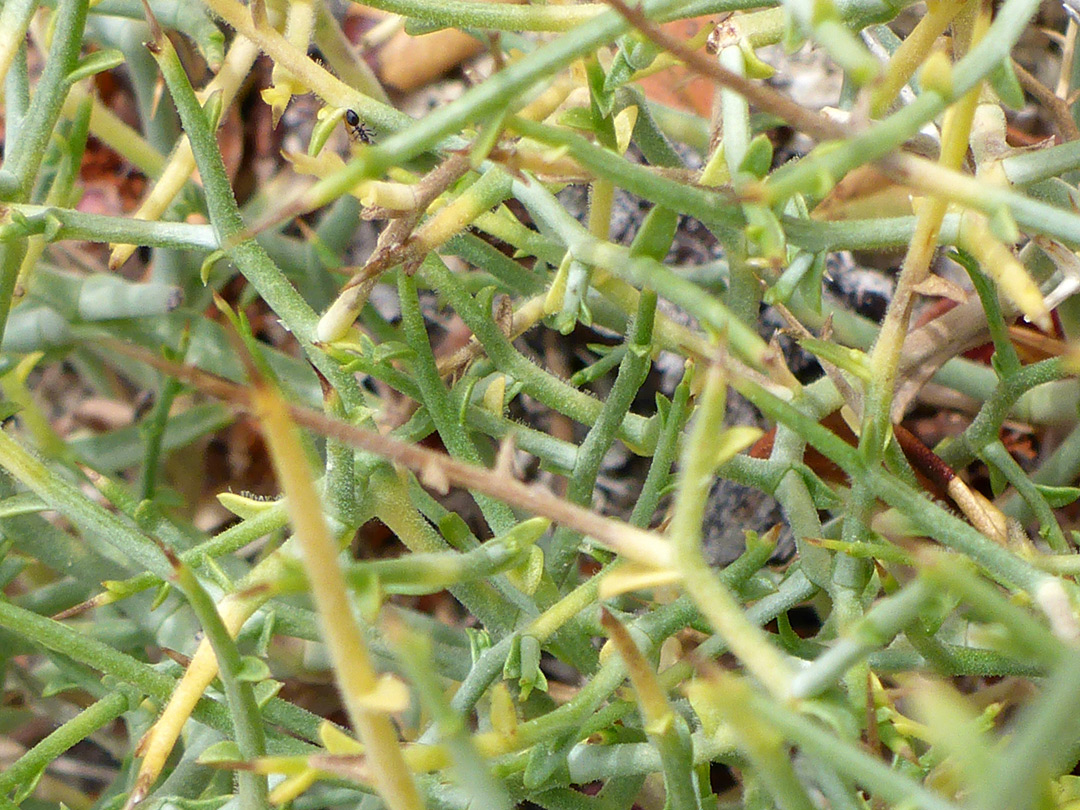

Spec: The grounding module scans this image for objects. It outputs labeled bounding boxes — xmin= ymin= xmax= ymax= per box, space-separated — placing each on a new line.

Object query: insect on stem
xmin=344 ymin=109 xmax=376 ymax=145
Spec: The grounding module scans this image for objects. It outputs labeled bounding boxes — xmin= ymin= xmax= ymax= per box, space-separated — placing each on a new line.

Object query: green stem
xmin=418 ymin=253 xmax=656 ymax=452
xmin=139 ymin=348 xmax=187 ymax=501
xmin=782 ymin=212 xmax=962 ymax=251
xmin=0 ymin=428 xmax=171 ymax=578
xmin=764 ymin=0 xmax=1040 ymax=203
xmin=1001 ymin=420 xmax=1080 ymax=525
xmin=747 ymin=688 xmax=964 ymax=810
xmin=396 ymin=628 xmax=514 ymax=810
xmin=974 ymin=645 xmax=1080 ymax=810
xmin=0 ymin=240 xmax=26 ymax=346
xmin=871 ymin=468 xmax=1049 ymax=593
xmin=0 ymin=0 xmax=90 ymax=201
xmin=938 ymin=359 xmax=1066 ymax=470
xmin=0 ymin=691 xmax=132 ymax=798
xmin=668 ymin=366 xmax=794 ymax=699
xmin=885 ymin=155 xmax=1080 ymax=248
xmin=510 ymin=177 xmax=771 ymax=371
xmin=629 ymin=359 xmax=691 ymax=529
xmin=301 ymin=0 xmax=761 ymax=208
xmin=789 ymin=579 xmax=934 ymax=698
xmin=348 ymin=0 xmax=605 ymax=31
xmin=920 ymin=552 xmax=1064 ymax=666
xmin=1002 ymin=137 xmax=1080 ymax=186
xmin=957 ymin=249 xmax=1022 ymax=376
xmin=93 ymin=503 xmax=290 ymax=607
xmin=171 ymin=557 xmax=269 ymax=810
xmin=0 ymin=598 xmax=328 ymax=747
xmin=0 ymin=0 xmax=36 ymax=109
xmin=368 ymin=466 xmax=516 ymax=636
xmin=546 ymin=288 xmax=657 ymax=589
xmin=735 ymin=377 xmax=1049 ymax=594
xmin=706 ymin=674 xmax=817 ymax=810
xmin=0 ymin=203 xmax=218 ymax=250
xmin=601 ymin=610 xmax=704 ymax=810
xmin=979 ymin=441 xmax=1068 ymax=552
xmin=146 ymin=22 xmax=366 ymax=412
xmin=510 ymin=117 xmax=741 ymax=234
xmin=343 ymin=520 xmax=545 ymax=594
xmin=398 ymin=270 xmax=518 ymax=535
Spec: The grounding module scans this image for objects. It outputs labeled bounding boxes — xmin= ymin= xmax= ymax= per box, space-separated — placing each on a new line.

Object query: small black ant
xmin=343 ymin=109 xmax=376 ymax=145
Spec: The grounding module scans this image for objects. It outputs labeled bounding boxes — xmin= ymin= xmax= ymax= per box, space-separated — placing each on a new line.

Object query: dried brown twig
xmin=1010 ymin=60 xmax=1080 ymax=142
xmin=345 ymin=153 xmax=473 ymax=289
xmin=602 ymin=0 xmax=847 ymax=143
xmin=102 ymin=339 xmax=675 ymax=569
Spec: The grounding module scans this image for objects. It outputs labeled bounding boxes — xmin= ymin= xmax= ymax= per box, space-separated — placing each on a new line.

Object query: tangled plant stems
xmin=5 ymin=0 xmax=1080 ymax=809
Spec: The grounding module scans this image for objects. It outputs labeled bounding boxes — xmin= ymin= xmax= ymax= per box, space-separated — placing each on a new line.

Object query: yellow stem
xmin=201 ymin=0 xmax=369 ymax=110
xmin=129 ymin=582 xmax=273 ymax=806
xmin=871 ymin=0 xmax=970 ymax=117
xmin=864 ymin=0 xmax=988 ymax=442
xmin=270 ymin=0 xmax=315 ymax=95
xmin=253 ymin=385 xmax=424 ymax=810
xmin=116 ymin=493 xmax=303 ymax=802
xmin=62 ymin=85 xmax=165 ymax=177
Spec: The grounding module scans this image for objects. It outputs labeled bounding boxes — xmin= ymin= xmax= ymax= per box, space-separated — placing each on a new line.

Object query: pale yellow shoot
xmin=217 ymin=491 xmax=283 ymax=519
xmin=320 ymin=720 xmax=364 ymax=754
xmin=599 ymin=562 xmax=682 ymax=599
xmin=613 ymin=105 xmax=638 ymax=155
xmin=252 ymin=382 xmax=424 ymax=810
xmin=352 ymin=672 xmax=410 ymax=713
xmin=489 ymin=682 xmax=519 ymax=738
xmin=959 ymin=213 xmax=1052 ymax=331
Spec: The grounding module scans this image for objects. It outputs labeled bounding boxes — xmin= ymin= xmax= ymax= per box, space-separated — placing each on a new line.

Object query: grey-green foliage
xmin=2 ymin=1 xmax=1080 ymax=810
